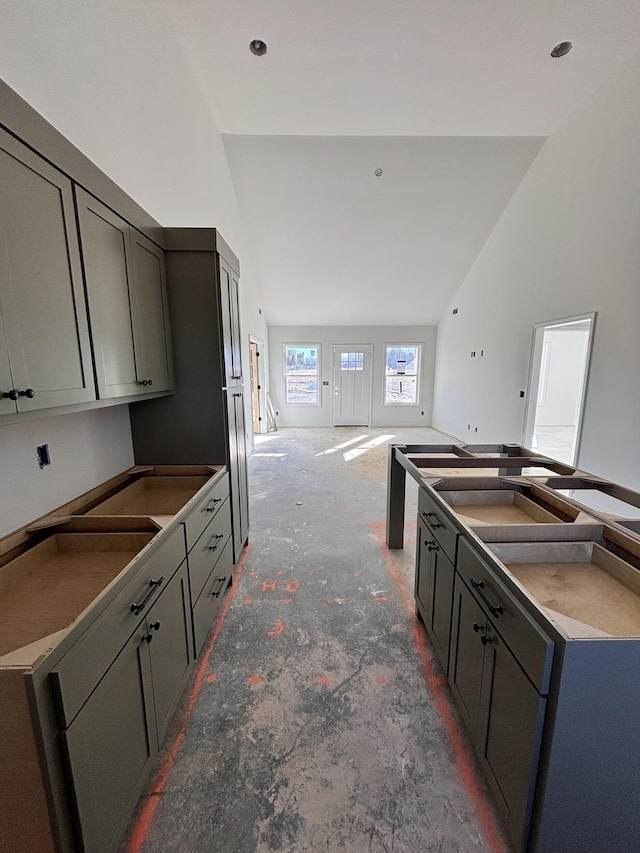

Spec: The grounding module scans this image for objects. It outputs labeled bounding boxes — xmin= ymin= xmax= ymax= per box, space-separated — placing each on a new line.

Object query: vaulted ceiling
xmin=165 ymin=0 xmax=640 ymax=326
xmin=2 ymin=2 xmax=639 ymax=327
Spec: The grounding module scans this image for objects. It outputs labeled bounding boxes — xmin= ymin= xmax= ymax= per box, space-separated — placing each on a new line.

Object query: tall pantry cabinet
xmin=129 ymin=229 xmax=249 ymax=562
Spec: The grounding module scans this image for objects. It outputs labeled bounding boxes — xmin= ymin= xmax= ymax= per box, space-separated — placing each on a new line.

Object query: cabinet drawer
xmin=51 ymin=526 xmax=186 ymax=728
xmin=192 ymin=537 xmax=233 ymax=656
xmin=183 ymin=473 xmax=230 ymax=552
xmin=188 ymin=498 xmax=232 ymax=603
xmin=418 ymin=487 xmax=459 ymax=563
xmin=456 ymin=538 xmax=554 ymax=694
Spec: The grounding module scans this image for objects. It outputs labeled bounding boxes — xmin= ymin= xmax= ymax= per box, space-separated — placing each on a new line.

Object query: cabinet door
xmin=0 ymin=309 xmax=15 ymax=415
xmin=146 ymin=563 xmax=192 ymax=742
xmin=479 ymin=629 xmax=546 ymax=848
xmin=449 ymin=575 xmax=487 ymax=741
xmin=76 ymin=188 xmax=141 ymax=398
xmin=60 ymin=626 xmax=156 ymax=853
xmin=130 ymin=229 xmax=173 ymax=393
xmin=414 ymin=514 xmax=433 ymax=618
xmin=228 ymin=388 xmax=249 ymax=561
xmin=219 ymin=258 xmax=242 ymax=386
xmin=429 ymin=546 xmax=455 ymax=674
xmin=0 ymin=129 xmax=95 ymax=411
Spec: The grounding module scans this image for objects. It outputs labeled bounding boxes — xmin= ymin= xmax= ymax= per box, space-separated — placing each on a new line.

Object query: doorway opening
xmin=332 ymin=345 xmax=373 ymax=426
xmin=249 ymin=337 xmax=266 ymax=434
xmin=523 ymin=314 xmax=595 ymax=465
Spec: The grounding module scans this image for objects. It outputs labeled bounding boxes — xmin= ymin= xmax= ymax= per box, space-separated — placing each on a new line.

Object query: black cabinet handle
xmin=427 ymin=542 xmax=439 ymax=552
xmin=470 ymin=579 xmax=503 ymax=618
xmin=19 ymin=388 xmax=35 ymax=398
xmin=205 ymin=498 xmax=222 ymax=513
xmin=142 ymin=632 xmax=153 ymax=644
xmin=131 ymin=577 xmax=164 ymax=616
xmin=481 ymin=634 xmax=493 ymax=645
xmin=148 ymin=379 xmax=153 ymax=386
xmin=473 ymin=622 xmax=483 ymax=633
xmin=149 ymin=620 xmax=160 ymax=632
xmin=3 ymin=389 xmax=19 ymax=401
xmin=208 ymin=533 xmax=224 ymax=552
xmin=211 ymin=576 xmax=227 ymax=598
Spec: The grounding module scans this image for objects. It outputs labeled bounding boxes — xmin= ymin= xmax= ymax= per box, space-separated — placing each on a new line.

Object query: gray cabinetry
xmin=60 ymin=563 xmax=191 ymax=853
xmin=0 ymin=128 xmax=94 ymax=413
xmin=76 ymin=188 xmax=173 ymax=399
xmin=414 ymin=512 xmax=455 ymax=674
xmin=450 ymin=568 xmax=548 ymax=849
xmin=129 ymin=230 xmax=250 ymax=563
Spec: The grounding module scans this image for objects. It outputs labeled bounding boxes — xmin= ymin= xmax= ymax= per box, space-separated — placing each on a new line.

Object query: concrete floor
xmin=122 ymin=427 xmax=512 ymax=853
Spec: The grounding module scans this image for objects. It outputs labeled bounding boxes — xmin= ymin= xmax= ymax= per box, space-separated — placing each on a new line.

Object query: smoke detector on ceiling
xmin=374 ymin=168 xmax=383 ymax=177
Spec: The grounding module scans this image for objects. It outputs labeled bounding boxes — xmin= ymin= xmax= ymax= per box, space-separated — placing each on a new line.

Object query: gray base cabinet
xmin=412 ymin=478 xmax=640 ymax=853
xmin=0 ymin=466 xmax=233 ymax=853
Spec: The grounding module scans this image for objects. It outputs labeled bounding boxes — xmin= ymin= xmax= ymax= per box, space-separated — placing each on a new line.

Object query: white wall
xmin=535 ymin=328 xmax=590 ymax=427
xmin=0 ymin=0 xmax=268 ymax=538
xmin=432 ymin=56 xmax=640 ymax=488
xmin=269 ymin=326 xmax=437 ymax=428
xmin=0 ymin=408 xmax=134 ymax=538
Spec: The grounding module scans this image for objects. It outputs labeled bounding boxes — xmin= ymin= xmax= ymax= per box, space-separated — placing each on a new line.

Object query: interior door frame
xmin=249 ymin=335 xmax=267 ymax=434
xmin=332 ymin=344 xmax=373 ymax=427
xmin=522 ymin=312 xmax=596 ymax=466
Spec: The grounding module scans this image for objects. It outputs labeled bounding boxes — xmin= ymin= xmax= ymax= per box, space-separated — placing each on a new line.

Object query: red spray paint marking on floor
xmin=247 ymin=674 xmax=263 ymax=685
xmin=315 ymin=675 xmax=330 ymax=686
xmin=262 ymin=580 xmax=277 ymax=592
xmin=371 ymin=523 xmax=508 ymax=853
xmin=126 ymin=544 xmax=251 ymax=853
xmin=285 ymin=579 xmax=300 ymax=593
xmin=206 ymin=673 xmax=217 ymax=683
xmin=267 ymin=620 xmax=285 ymax=636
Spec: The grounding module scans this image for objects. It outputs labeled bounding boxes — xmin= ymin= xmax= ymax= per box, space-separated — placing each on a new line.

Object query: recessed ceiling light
xmin=551 ymin=41 xmax=573 ymax=58
xmin=375 ymin=168 xmax=383 ymax=177
xmin=250 ymin=39 xmax=267 ymax=56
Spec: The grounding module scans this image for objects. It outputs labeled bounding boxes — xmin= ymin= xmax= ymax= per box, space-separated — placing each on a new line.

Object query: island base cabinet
xmin=59 ymin=564 xmax=192 ymax=853
xmin=415 ymin=514 xmax=455 ymax=674
xmin=450 ymin=575 xmax=546 ymax=850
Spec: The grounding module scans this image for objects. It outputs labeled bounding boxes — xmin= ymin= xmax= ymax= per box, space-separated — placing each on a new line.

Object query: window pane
xmin=341 ymin=351 xmax=364 ymax=371
xmin=284 ymin=345 xmax=319 ymax=403
xmin=384 ymin=345 xmax=421 ymax=403
xmin=385 ymin=376 xmax=417 ymax=403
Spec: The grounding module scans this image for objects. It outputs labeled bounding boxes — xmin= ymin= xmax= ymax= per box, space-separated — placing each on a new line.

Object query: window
xmin=340 ymin=351 xmax=364 ymax=371
xmin=385 ymin=345 xmax=421 ymax=404
xmin=283 ymin=345 xmax=320 ymax=404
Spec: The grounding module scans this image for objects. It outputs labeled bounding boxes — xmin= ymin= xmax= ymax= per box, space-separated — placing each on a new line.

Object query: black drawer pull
xmin=481 ymin=634 xmax=493 ymax=645
xmin=205 ymin=498 xmax=222 ymax=513
xmin=427 ymin=542 xmax=438 ymax=552
xmin=470 ymin=578 xmax=503 ymax=618
xmin=3 ymin=389 xmax=19 ymax=401
xmin=142 ymin=632 xmax=153 ymax=644
xmin=131 ymin=577 xmax=164 ymax=616
xmin=149 ymin=620 xmax=160 ymax=632
xmin=212 ymin=576 xmax=227 ymax=598
xmin=208 ymin=533 xmax=225 ymax=552
xmin=19 ymin=388 xmax=35 ymax=398
xmin=473 ymin=622 xmax=483 ymax=633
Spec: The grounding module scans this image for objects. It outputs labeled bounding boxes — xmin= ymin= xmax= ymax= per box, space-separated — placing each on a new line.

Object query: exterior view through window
xmin=385 ymin=345 xmax=421 ymax=404
xmin=284 ymin=345 xmax=320 ymax=403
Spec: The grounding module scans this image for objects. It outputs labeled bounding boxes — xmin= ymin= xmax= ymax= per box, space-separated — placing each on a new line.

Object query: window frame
xmin=282 ymin=343 xmax=322 ymax=406
xmin=383 ymin=343 xmax=422 ymax=406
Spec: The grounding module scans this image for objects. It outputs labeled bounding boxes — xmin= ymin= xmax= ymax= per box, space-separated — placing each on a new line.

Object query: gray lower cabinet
xmin=415 ymin=513 xmax=455 ymax=674
xmin=76 ymin=187 xmax=173 ymax=400
xmin=450 ymin=573 xmax=547 ymax=849
xmin=0 ymin=127 xmax=95 ymax=413
xmin=59 ymin=563 xmax=192 ymax=853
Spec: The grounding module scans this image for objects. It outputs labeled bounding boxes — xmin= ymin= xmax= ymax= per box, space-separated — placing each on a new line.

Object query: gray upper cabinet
xmin=0 ymin=128 xmax=95 ymax=412
xmin=76 ymin=188 xmax=173 ymax=398
xmin=129 ymin=229 xmax=174 ymax=394
xmin=219 ymin=257 xmax=242 ymax=387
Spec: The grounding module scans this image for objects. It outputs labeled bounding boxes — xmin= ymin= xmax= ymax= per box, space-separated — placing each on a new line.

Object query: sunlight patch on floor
xmin=315 ymin=434 xmax=370 ymax=456
xmin=344 ymin=435 xmax=396 ymax=462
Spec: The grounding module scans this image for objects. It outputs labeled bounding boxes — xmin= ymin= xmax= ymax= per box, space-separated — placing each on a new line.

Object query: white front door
xmin=332 ymin=345 xmax=373 ymax=426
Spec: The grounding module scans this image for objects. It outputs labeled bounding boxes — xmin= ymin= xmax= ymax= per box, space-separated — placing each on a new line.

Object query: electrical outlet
xmin=37 ymin=444 xmax=51 ymax=468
